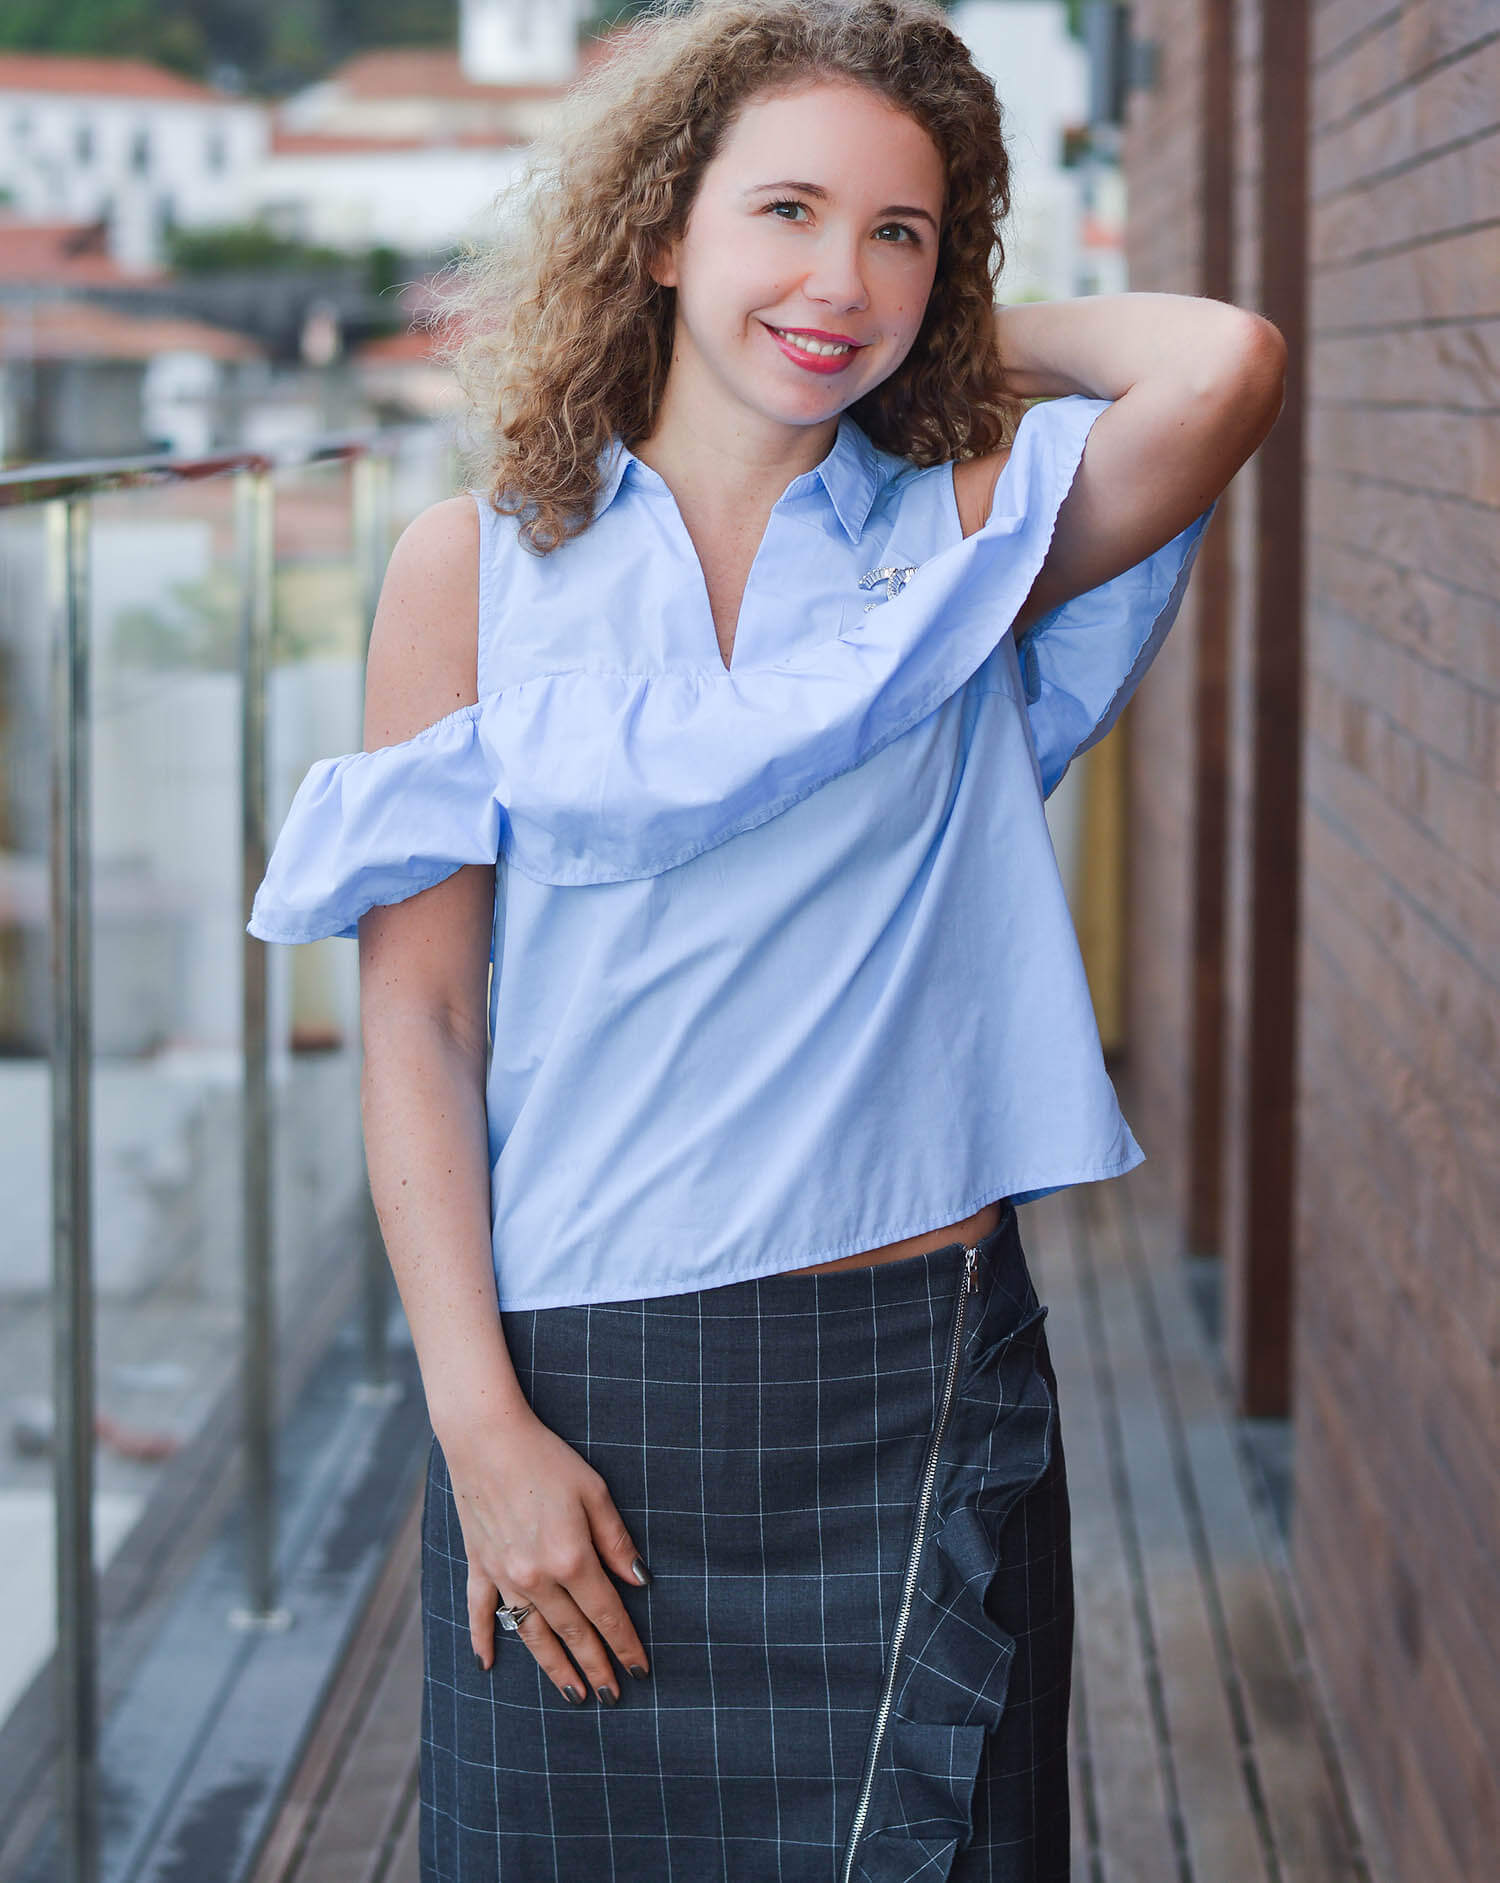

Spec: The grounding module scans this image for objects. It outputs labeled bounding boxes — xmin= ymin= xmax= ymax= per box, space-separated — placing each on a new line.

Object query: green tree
xmin=0 ymin=0 xmax=457 ymax=91
xmin=0 ymin=1 xmax=210 ymax=77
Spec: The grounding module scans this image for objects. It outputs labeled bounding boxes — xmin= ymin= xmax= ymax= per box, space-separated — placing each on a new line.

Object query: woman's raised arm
xmin=964 ymin=292 xmax=1285 ymax=632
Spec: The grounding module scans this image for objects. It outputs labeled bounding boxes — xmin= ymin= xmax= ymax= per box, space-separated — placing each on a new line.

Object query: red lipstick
xmin=761 ymin=321 xmax=865 ymax=376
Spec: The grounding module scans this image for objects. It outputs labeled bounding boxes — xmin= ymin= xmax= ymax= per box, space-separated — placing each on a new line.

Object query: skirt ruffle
xmin=851 ymin=1271 xmax=1060 ymax=1882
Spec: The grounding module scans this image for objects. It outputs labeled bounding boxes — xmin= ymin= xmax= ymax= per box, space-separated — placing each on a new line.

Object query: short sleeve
xmin=246 ymin=701 xmax=501 ymax=943
xmin=1016 ymin=505 xmax=1211 ymax=797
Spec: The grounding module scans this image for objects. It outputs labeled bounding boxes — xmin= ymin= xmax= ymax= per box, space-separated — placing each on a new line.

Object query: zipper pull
xmin=963 ymin=1244 xmax=979 ymax=1292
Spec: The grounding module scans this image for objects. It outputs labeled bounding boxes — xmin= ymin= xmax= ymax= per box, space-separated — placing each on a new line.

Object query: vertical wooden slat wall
xmin=1119 ymin=3 xmax=1500 ymax=1878
xmin=1184 ymin=0 xmax=1235 ymax=1261
xmin=1228 ymin=0 xmax=1309 ymax=1416
xmin=1296 ymin=5 xmax=1500 ymax=1879
xmin=1117 ymin=0 xmax=1216 ymax=1232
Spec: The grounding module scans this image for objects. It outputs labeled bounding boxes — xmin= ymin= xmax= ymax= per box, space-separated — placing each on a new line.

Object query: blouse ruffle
xmin=247 ymin=395 xmax=1209 ymax=945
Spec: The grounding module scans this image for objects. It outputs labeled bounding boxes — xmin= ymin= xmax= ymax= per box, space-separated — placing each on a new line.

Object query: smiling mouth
xmin=767 ymin=325 xmax=860 ymax=358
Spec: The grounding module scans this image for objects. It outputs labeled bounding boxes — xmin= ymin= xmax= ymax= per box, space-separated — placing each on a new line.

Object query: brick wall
xmin=1293 ymin=5 xmax=1500 ymax=1878
xmin=1120 ymin=3 xmax=1500 ymax=1879
xmin=1118 ymin=0 xmax=1209 ymax=1229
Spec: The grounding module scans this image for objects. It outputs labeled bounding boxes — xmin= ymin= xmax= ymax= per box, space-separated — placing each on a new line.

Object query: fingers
xmin=581 ymin=1479 xmax=654 ymax=1597
xmin=508 ymin=1569 xmax=644 ymax=1705
xmin=557 ymin=1557 xmax=652 ymax=1693
xmin=456 ymin=1460 xmax=654 ymax=1702
xmin=477 ymin=1541 xmax=652 ymax=1702
xmin=467 ymin=1571 xmax=499 ymax=1671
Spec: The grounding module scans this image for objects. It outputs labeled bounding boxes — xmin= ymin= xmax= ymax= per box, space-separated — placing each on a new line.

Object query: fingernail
xmin=631 ymin=1557 xmax=652 ymax=1586
xmin=563 ymin=1684 xmax=586 ymax=1705
xmin=596 ymin=1686 xmax=618 ymax=1707
xmin=628 ymin=1663 xmax=649 ymax=1681
xmin=474 ymin=1651 xmax=487 ymax=1672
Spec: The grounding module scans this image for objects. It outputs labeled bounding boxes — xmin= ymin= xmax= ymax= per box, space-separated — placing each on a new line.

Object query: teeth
xmin=773 ymin=328 xmax=852 ymax=357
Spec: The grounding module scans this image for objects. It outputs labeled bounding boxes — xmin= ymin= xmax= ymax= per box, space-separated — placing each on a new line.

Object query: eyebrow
xmin=745 ymin=179 xmax=939 ymax=231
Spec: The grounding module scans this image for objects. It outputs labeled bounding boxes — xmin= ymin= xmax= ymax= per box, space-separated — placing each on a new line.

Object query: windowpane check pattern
xmin=419 ymin=1206 xmax=1073 ymax=1881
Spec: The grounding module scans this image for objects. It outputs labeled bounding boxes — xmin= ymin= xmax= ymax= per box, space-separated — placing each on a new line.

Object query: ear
xmin=646 ymin=236 xmax=679 ymax=290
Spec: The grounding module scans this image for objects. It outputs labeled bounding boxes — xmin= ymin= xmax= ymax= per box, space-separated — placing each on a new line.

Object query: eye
xmin=765 ymin=197 xmax=810 ymax=222
xmin=874 ymin=221 xmax=921 ymax=246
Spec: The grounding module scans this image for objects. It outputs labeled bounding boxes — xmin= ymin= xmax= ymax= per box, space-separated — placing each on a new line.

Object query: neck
xmin=633 ymin=357 xmax=842 ymax=516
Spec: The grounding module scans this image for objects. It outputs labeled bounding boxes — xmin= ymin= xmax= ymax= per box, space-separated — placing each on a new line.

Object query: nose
xmin=802 ymin=232 xmax=869 ymax=315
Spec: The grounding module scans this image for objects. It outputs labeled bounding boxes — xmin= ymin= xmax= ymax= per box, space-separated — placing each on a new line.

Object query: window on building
xmin=130 ymin=128 xmax=151 ymax=174
xmin=205 ymin=128 xmax=227 ymax=173
xmin=12 ymin=112 xmax=33 ymax=142
xmin=75 ymin=122 xmax=94 ymax=165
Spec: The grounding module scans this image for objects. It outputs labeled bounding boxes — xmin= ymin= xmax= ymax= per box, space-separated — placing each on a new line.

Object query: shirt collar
xmin=594 ymin=414 xmax=886 ymax=544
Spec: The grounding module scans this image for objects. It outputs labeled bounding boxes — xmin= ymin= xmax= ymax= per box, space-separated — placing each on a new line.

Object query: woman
xmin=249 ymin=1 xmax=1284 ymax=1877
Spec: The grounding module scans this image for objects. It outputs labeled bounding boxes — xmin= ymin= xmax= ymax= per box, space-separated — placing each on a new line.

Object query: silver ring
xmin=496 ymin=1601 xmax=535 ymax=1632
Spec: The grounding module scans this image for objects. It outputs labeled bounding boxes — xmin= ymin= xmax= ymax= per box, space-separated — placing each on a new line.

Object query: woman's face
xmin=651 ymin=78 xmax=945 ymax=438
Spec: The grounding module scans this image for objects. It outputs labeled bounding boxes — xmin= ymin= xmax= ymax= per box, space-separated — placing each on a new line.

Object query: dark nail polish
xmin=631 ymin=1557 xmax=652 ymax=1586
xmin=628 ymin=1663 xmax=649 ymax=1681
xmin=596 ymin=1686 xmax=619 ymax=1707
xmin=563 ymin=1684 xmax=585 ymax=1705
xmin=474 ymin=1651 xmax=487 ymax=1672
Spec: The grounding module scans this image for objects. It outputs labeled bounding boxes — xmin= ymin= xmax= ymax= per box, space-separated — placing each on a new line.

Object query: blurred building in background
xmin=0 ymin=53 xmax=265 ymax=273
xmin=955 ymin=0 xmax=1125 ymax=301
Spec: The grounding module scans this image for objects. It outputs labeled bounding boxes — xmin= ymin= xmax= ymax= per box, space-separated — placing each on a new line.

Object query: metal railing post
xmin=48 ymin=494 xmax=97 ymax=1883
xmin=350 ymin=450 xmax=400 ymax=1402
xmin=232 ymin=467 xmax=288 ymax=1630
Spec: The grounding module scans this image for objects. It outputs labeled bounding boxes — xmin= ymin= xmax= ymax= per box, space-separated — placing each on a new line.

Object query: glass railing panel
xmin=0 ymin=500 xmax=68 ymax=1740
xmin=80 ymin=470 xmax=264 ymax=1582
xmin=0 ymin=428 xmax=456 ymax=1855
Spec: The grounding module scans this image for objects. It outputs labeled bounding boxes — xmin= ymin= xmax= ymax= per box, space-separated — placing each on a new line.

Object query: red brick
xmin=1311 ymin=221 xmax=1500 ymax=327
xmin=1311 ymin=317 xmax=1500 ymax=411
xmin=1309 ymin=538 xmax=1500 ymax=692
xmin=1306 ymin=737 xmax=1500 ymax=957
xmin=1308 ymin=466 xmax=1500 ymax=599
xmin=1309 ymin=399 xmax=1500 ymax=507
xmin=1313 ymin=34 xmax=1500 ymax=199
xmin=1312 ymin=132 xmax=1500 ymax=266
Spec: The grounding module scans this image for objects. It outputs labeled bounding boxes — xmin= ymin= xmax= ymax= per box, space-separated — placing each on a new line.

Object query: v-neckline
xmin=666 ymin=490 xmax=782 ymax=676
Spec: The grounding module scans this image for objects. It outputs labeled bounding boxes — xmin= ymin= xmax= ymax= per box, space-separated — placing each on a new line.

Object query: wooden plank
xmin=1118 ymin=1174 xmax=1363 ymax=1883
xmin=1023 ymin=1197 xmax=1102 ymax=1883
xmin=292 ymin=1584 xmax=423 ymax=1883
xmin=378 ymin=1791 xmax=421 ymax=1883
xmin=251 ymin=1488 xmax=423 ymax=1883
xmin=1023 ymin=1193 xmax=1179 ymax=1883
xmin=1073 ymin=1182 xmax=1274 ymax=1883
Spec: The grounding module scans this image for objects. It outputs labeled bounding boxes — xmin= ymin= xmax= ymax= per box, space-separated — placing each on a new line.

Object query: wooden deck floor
xmin=252 ymin=1170 xmax=1385 ymax=1883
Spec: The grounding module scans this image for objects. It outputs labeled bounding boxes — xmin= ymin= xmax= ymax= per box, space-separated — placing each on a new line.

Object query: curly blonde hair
xmin=435 ymin=0 xmax=1018 ymax=553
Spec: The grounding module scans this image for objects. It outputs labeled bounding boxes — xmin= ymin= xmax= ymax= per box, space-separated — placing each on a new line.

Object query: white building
xmin=461 ymin=0 xmax=593 ymax=84
xmin=252 ymin=7 xmax=601 ymax=257
xmin=948 ymin=0 xmax=1107 ymax=302
xmin=0 ymin=52 xmax=265 ymax=272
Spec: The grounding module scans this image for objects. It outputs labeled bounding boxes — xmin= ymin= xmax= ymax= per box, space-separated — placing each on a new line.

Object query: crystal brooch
xmin=858 ymin=564 xmax=921 ymax=611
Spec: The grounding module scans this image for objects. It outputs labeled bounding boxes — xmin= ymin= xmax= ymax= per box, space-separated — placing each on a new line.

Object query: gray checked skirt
xmin=419 ymin=1202 xmax=1073 ymax=1882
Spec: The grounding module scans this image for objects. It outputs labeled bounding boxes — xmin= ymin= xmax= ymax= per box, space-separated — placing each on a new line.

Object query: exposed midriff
xmin=781 ymin=1195 xmax=1007 ymax=1276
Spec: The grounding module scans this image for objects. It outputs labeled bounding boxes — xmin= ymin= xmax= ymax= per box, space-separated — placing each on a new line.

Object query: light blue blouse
xmin=248 ymin=394 xmax=1208 ymax=1310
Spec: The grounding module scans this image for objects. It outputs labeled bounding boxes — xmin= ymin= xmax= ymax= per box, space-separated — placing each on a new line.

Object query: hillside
xmin=0 ymin=0 xmax=461 ymax=95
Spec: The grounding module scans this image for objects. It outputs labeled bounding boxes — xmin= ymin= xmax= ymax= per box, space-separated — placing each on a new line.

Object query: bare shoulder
xmin=952 ymin=447 xmax=1013 ymax=540
xmin=363 ymin=493 xmax=482 ymax=750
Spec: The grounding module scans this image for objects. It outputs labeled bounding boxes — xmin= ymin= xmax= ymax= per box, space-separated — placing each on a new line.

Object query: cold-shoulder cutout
xmin=362 ymin=492 xmax=482 ymax=752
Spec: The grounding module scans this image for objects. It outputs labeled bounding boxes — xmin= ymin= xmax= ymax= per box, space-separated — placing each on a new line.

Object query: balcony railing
xmin=0 ymin=424 xmax=455 ymax=1883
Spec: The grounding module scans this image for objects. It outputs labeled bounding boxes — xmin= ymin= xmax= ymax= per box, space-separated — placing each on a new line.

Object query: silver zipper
xmin=839 ymin=1242 xmax=981 ymax=1882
